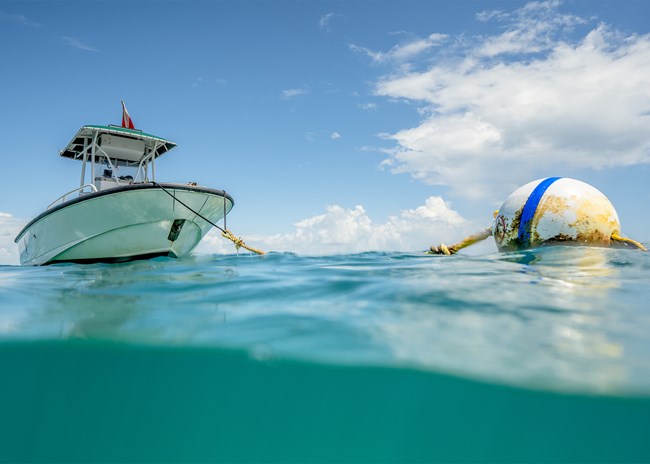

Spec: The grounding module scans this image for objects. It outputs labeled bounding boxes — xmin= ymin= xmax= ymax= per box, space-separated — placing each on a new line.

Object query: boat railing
xmin=136 ymin=159 xmax=147 ymax=182
xmin=47 ymin=184 xmax=98 ymax=209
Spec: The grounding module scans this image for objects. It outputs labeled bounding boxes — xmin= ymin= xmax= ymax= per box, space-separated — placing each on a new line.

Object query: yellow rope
xmin=427 ymin=221 xmax=647 ymax=255
xmin=427 ymin=228 xmax=493 ymax=255
xmin=611 ymin=233 xmax=647 ymax=251
xmin=149 ymin=181 xmax=265 ymax=255
xmin=222 ymin=229 xmax=266 ymax=255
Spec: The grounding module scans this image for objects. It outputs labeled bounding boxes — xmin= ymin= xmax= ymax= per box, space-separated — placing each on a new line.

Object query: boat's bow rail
xmin=14 ymin=182 xmax=237 ymax=265
xmin=47 ymin=183 xmax=98 ymax=210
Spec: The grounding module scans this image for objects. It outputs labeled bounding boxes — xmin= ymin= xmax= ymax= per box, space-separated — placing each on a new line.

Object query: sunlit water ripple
xmin=2 ymin=246 xmax=649 ymax=396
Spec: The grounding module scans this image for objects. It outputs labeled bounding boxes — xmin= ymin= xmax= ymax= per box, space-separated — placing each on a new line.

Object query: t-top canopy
xmin=60 ymin=125 xmax=177 ymax=165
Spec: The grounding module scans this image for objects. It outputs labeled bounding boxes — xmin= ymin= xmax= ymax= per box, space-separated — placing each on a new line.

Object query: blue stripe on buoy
xmin=517 ymin=177 xmax=562 ymax=246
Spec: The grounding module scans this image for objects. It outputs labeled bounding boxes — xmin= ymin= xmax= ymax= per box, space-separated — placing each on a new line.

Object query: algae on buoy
xmin=428 ymin=177 xmax=646 ymax=255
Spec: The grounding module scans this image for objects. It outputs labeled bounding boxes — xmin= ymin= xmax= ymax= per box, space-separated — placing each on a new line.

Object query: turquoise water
xmin=1 ymin=248 xmax=650 ymax=462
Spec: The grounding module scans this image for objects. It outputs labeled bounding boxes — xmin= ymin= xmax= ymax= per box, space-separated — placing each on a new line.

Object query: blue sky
xmin=1 ymin=0 xmax=650 ymax=262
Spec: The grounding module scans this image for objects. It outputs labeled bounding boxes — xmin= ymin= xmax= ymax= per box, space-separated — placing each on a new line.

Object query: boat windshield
xmin=93 ymin=159 xmax=144 ymax=190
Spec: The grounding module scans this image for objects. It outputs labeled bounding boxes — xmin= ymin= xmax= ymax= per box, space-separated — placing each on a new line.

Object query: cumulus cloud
xmin=0 ymin=213 xmax=26 ymax=265
xmin=368 ymin=1 xmax=650 ymax=200
xmin=330 ymin=131 xmax=341 ymax=140
xmin=195 ymin=197 xmax=468 ymax=256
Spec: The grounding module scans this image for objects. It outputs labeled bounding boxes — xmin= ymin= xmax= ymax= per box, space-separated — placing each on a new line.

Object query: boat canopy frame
xmin=59 ymin=125 xmax=177 ymax=192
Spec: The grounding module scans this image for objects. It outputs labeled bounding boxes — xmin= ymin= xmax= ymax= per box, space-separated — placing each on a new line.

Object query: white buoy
xmin=491 ymin=177 xmax=621 ymax=251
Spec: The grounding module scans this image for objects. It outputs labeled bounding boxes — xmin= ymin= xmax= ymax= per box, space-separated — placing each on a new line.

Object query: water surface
xmin=1 ymin=248 xmax=649 ymax=461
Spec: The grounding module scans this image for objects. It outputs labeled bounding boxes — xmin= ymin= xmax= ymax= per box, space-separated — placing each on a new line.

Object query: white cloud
xmin=282 ymin=87 xmax=308 ymax=99
xmin=192 ymin=76 xmax=227 ymax=87
xmin=63 ymin=36 xmax=98 ymax=52
xmin=319 ymin=12 xmax=337 ymax=31
xmin=195 ymin=197 xmax=468 ymax=256
xmin=369 ymin=1 xmax=650 ymax=200
xmin=359 ymin=102 xmax=378 ymax=110
xmin=476 ymin=0 xmax=586 ymax=57
xmin=0 ymin=213 xmax=26 ymax=265
xmin=0 ymin=11 xmax=40 ymax=27
xmin=350 ymin=33 xmax=448 ymax=65
xmin=330 ymin=132 xmax=341 ymax=140
xmin=476 ymin=9 xmax=508 ymax=23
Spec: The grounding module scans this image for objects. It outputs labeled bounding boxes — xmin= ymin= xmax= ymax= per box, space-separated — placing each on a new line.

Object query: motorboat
xmin=15 ymin=122 xmax=234 ymax=265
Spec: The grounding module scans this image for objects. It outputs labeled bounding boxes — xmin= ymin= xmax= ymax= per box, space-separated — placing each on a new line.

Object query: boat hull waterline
xmin=15 ymin=183 xmax=234 ymax=265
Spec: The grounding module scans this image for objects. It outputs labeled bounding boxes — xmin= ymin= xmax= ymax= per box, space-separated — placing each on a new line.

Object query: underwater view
xmin=4 ymin=0 xmax=650 ymax=461
xmin=1 ymin=247 xmax=649 ymax=462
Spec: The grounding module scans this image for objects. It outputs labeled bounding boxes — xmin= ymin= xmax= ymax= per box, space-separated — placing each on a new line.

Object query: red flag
xmin=121 ymin=100 xmax=135 ymax=129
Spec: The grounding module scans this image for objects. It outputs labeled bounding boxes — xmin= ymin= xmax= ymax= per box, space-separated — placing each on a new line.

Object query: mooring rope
xmin=428 ymin=227 xmax=647 ymax=255
xmin=611 ymin=233 xmax=647 ymax=251
xmin=427 ymin=228 xmax=493 ymax=255
xmin=152 ymin=182 xmax=265 ymax=255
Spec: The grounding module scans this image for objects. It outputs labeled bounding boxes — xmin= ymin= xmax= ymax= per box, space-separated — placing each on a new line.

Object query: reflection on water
xmin=51 ymin=258 xmax=237 ymax=341
xmin=371 ymin=247 xmax=644 ymax=394
xmin=1 ymin=247 xmax=649 ymax=395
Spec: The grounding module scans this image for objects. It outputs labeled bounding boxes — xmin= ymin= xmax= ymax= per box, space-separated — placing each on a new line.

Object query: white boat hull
xmin=15 ymin=183 xmax=233 ymax=265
